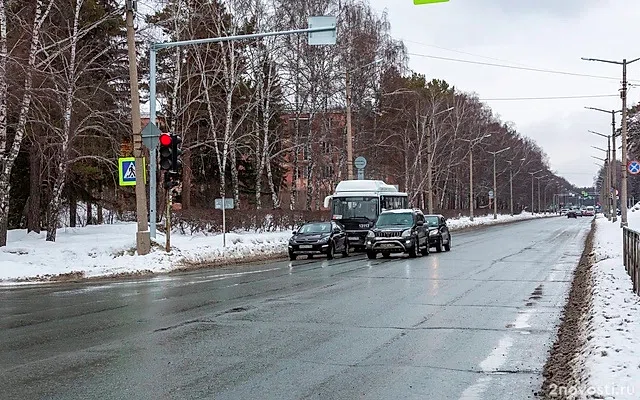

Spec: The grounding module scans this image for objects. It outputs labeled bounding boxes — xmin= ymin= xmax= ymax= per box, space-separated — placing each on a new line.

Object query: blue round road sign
xmin=628 ymin=160 xmax=640 ymax=175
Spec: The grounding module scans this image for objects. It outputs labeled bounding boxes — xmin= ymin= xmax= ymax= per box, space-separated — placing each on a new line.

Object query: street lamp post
xmin=589 ymin=130 xmax=613 ymax=221
xmin=582 ymin=56 xmax=640 ymax=226
xmin=487 ymin=147 xmax=510 ymax=219
xmin=591 ymin=142 xmax=611 ymax=220
xmin=536 ymin=175 xmax=546 ymax=213
xmin=345 ymin=59 xmax=383 ymax=180
xmin=426 ymin=107 xmax=454 ymax=214
xmin=529 ymin=169 xmax=543 ymax=213
xmin=585 ymin=107 xmax=621 ymax=221
xmin=461 ymin=134 xmax=492 ymax=221
xmin=506 ymin=158 xmax=526 ymax=216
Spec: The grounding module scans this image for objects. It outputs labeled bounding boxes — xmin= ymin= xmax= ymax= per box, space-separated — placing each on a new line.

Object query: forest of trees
xmin=2 ymin=0 xmax=633 ymax=247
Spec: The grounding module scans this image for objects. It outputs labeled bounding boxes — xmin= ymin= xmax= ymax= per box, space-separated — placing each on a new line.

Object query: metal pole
xmin=493 ymin=154 xmax=497 ymax=219
xmin=345 ymin=68 xmax=354 ymax=180
xmin=621 ymin=59 xmax=629 ymax=226
xmin=531 ymin=174 xmax=534 ymax=213
xmin=469 ymin=145 xmax=474 ymax=221
xmin=125 ymin=6 xmax=150 ymax=255
xmin=538 ymin=177 xmax=541 ymax=213
xmin=149 ymin=48 xmax=157 ymax=238
xmin=607 ymin=137 xmax=612 ymax=220
xmin=165 ymin=192 xmax=171 ymax=252
xmin=612 ymin=111 xmax=618 ymax=222
xmin=222 ymin=202 xmax=226 ymax=247
xmin=510 ymin=166 xmax=514 ymax=216
xmin=427 ymin=122 xmax=433 ymax=214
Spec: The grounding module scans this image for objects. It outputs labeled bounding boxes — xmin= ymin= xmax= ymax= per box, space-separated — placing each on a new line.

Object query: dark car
xmin=288 ymin=221 xmax=349 ymax=260
xmin=567 ymin=209 xmax=578 ymax=218
xmin=365 ymin=209 xmax=430 ymax=259
xmin=424 ymin=214 xmax=451 ymax=252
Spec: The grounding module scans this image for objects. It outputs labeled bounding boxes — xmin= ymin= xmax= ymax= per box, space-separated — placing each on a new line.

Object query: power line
xmin=407 ymin=52 xmax=640 ymax=82
xmin=404 ymin=39 xmax=535 ymax=69
xmin=480 ymin=94 xmax=618 ymax=101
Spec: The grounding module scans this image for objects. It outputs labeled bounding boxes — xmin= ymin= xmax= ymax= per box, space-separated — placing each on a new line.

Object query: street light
xmin=487 ymin=147 xmax=510 ymax=219
xmin=582 ymin=56 xmax=640 ymax=226
xmin=588 ymin=128 xmax=616 ymax=221
xmin=506 ymin=158 xmax=526 ymax=216
xmin=461 ymin=134 xmax=492 ymax=221
xmin=345 ymin=58 xmax=384 ymax=180
xmin=529 ymin=169 xmax=543 ymax=213
xmin=585 ymin=107 xmax=621 ymax=209
xmin=425 ymin=106 xmax=454 ymax=213
xmin=535 ymin=175 xmax=546 ymax=213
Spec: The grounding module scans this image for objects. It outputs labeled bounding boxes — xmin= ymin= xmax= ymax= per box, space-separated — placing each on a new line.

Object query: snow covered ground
xmin=0 ymin=211 xmax=552 ymax=283
xmin=580 ymin=208 xmax=640 ymax=399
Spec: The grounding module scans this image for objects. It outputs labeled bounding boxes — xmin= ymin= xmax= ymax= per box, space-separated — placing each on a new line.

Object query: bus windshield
xmin=332 ymin=197 xmax=379 ymax=221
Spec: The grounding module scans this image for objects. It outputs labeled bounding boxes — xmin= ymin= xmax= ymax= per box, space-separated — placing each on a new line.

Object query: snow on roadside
xmin=580 ymin=211 xmax=640 ymax=399
xmin=0 ymin=211 xmax=554 ymax=283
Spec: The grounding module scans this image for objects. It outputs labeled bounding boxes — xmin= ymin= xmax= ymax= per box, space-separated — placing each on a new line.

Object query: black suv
xmin=424 ymin=214 xmax=451 ymax=252
xmin=365 ymin=209 xmax=430 ymax=259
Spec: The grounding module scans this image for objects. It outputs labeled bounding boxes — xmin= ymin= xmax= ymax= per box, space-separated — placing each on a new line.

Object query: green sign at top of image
xmin=414 ymin=0 xmax=449 ymax=4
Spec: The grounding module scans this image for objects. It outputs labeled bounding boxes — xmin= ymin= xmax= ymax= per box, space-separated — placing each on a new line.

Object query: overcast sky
xmin=369 ymin=0 xmax=640 ymax=188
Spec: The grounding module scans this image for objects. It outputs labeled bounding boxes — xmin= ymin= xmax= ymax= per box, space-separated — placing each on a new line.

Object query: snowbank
xmin=580 ymin=209 xmax=640 ymax=399
xmin=0 ymin=211 xmax=554 ymax=283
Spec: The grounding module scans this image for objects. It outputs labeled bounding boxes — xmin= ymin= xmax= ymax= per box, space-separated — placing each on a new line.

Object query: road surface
xmin=0 ymin=217 xmax=591 ymax=399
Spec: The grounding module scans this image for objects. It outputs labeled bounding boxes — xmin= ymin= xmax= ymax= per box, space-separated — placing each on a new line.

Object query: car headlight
xmin=402 ymin=229 xmax=412 ymax=238
xmin=318 ymin=236 xmax=330 ymax=244
xmin=429 ymin=230 xmax=438 ymax=236
xmin=367 ymin=231 xmax=375 ymax=238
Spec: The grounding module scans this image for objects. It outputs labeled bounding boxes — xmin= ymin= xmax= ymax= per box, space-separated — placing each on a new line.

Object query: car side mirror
xmin=333 ymin=228 xmax=341 ymax=234
xmin=292 ymin=230 xmax=297 ymax=235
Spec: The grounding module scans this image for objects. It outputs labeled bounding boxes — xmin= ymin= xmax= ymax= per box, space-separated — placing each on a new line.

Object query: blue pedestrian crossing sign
xmin=118 ymin=157 xmax=147 ymax=186
xmin=628 ymin=160 xmax=640 ymax=175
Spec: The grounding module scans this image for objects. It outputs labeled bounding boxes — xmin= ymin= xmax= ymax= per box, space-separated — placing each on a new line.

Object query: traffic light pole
xmin=147 ymin=23 xmax=336 ymax=239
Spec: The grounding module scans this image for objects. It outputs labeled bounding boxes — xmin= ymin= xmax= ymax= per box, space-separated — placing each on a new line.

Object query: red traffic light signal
xmin=160 ymin=133 xmax=172 ymax=147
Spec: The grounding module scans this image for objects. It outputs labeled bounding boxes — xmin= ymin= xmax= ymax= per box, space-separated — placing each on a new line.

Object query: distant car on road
xmin=424 ymin=214 xmax=452 ymax=252
xmin=567 ymin=209 xmax=578 ymax=218
xmin=288 ymin=221 xmax=349 ymax=260
xmin=583 ymin=206 xmax=595 ymax=217
xmin=365 ymin=209 xmax=430 ymax=259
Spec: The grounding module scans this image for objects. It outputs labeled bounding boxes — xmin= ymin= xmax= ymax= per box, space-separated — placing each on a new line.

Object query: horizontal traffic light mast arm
xmin=152 ymin=26 xmax=335 ymax=50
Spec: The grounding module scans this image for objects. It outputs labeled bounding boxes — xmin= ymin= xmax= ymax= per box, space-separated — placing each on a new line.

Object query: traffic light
xmin=171 ymin=134 xmax=183 ymax=171
xmin=164 ymin=170 xmax=180 ymax=190
xmin=159 ymin=133 xmax=173 ymax=171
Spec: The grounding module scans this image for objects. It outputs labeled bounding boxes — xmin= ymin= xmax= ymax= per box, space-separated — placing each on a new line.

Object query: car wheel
xmin=327 ymin=243 xmax=335 ymax=260
xmin=436 ymin=238 xmax=443 ymax=253
xmin=289 ymin=252 xmax=297 ymax=261
xmin=444 ymin=237 xmax=451 ymax=252
xmin=342 ymin=241 xmax=349 ymax=257
xmin=367 ymin=251 xmax=377 ymax=260
xmin=421 ymin=244 xmax=430 ymax=256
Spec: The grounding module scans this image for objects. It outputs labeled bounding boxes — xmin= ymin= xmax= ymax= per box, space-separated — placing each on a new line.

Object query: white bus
xmin=324 ymin=180 xmax=409 ymax=249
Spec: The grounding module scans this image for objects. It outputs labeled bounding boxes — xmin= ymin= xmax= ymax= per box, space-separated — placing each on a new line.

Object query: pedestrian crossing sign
xmin=118 ymin=157 xmax=147 ymax=186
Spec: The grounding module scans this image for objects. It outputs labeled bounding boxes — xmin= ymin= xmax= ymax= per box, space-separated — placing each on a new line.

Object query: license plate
xmin=299 ymin=245 xmax=313 ymax=249
xmin=349 ymin=237 xmax=360 ymax=241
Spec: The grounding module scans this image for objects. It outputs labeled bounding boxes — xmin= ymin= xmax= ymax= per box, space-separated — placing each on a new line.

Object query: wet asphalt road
xmin=0 ymin=216 xmax=591 ymax=400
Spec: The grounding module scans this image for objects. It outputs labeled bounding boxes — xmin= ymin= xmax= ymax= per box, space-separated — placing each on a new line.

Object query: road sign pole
xmin=149 ymin=48 xmax=157 ymax=239
xmin=165 ymin=191 xmax=171 ymax=252
xmin=222 ymin=202 xmax=226 ymax=248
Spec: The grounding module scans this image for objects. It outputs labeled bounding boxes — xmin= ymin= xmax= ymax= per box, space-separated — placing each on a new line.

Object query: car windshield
xmin=298 ymin=223 xmax=331 ymax=234
xmin=375 ymin=212 xmax=414 ymax=227
xmin=425 ymin=216 xmax=439 ymax=227
xmin=331 ymin=197 xmax=379 ymax=221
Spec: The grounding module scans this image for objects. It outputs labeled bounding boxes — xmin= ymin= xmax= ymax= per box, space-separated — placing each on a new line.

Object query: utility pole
xmin=582 ymin=55 xmax=640 ymax=226
xmin=345 ymin=67 xmax=354 ymax=180
xmin=488 ymin=147 xmax=510 ymax=219
xmin=125 ymin=0 xmax=150 ymax=255
xmin=426 ymin=106 xmax=453 ymax=214
xmin=529 ymin=170 xmax=543 ymax=213
xmin=461 ymin=134 xmax=491 ymax=221
xmin=589 ymin=130 xmax=612 ymax=220
xmin=509 ymin=165 xmax=514 ymax=216
xmin=536 ymin=175 xmax=545 ymax=213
